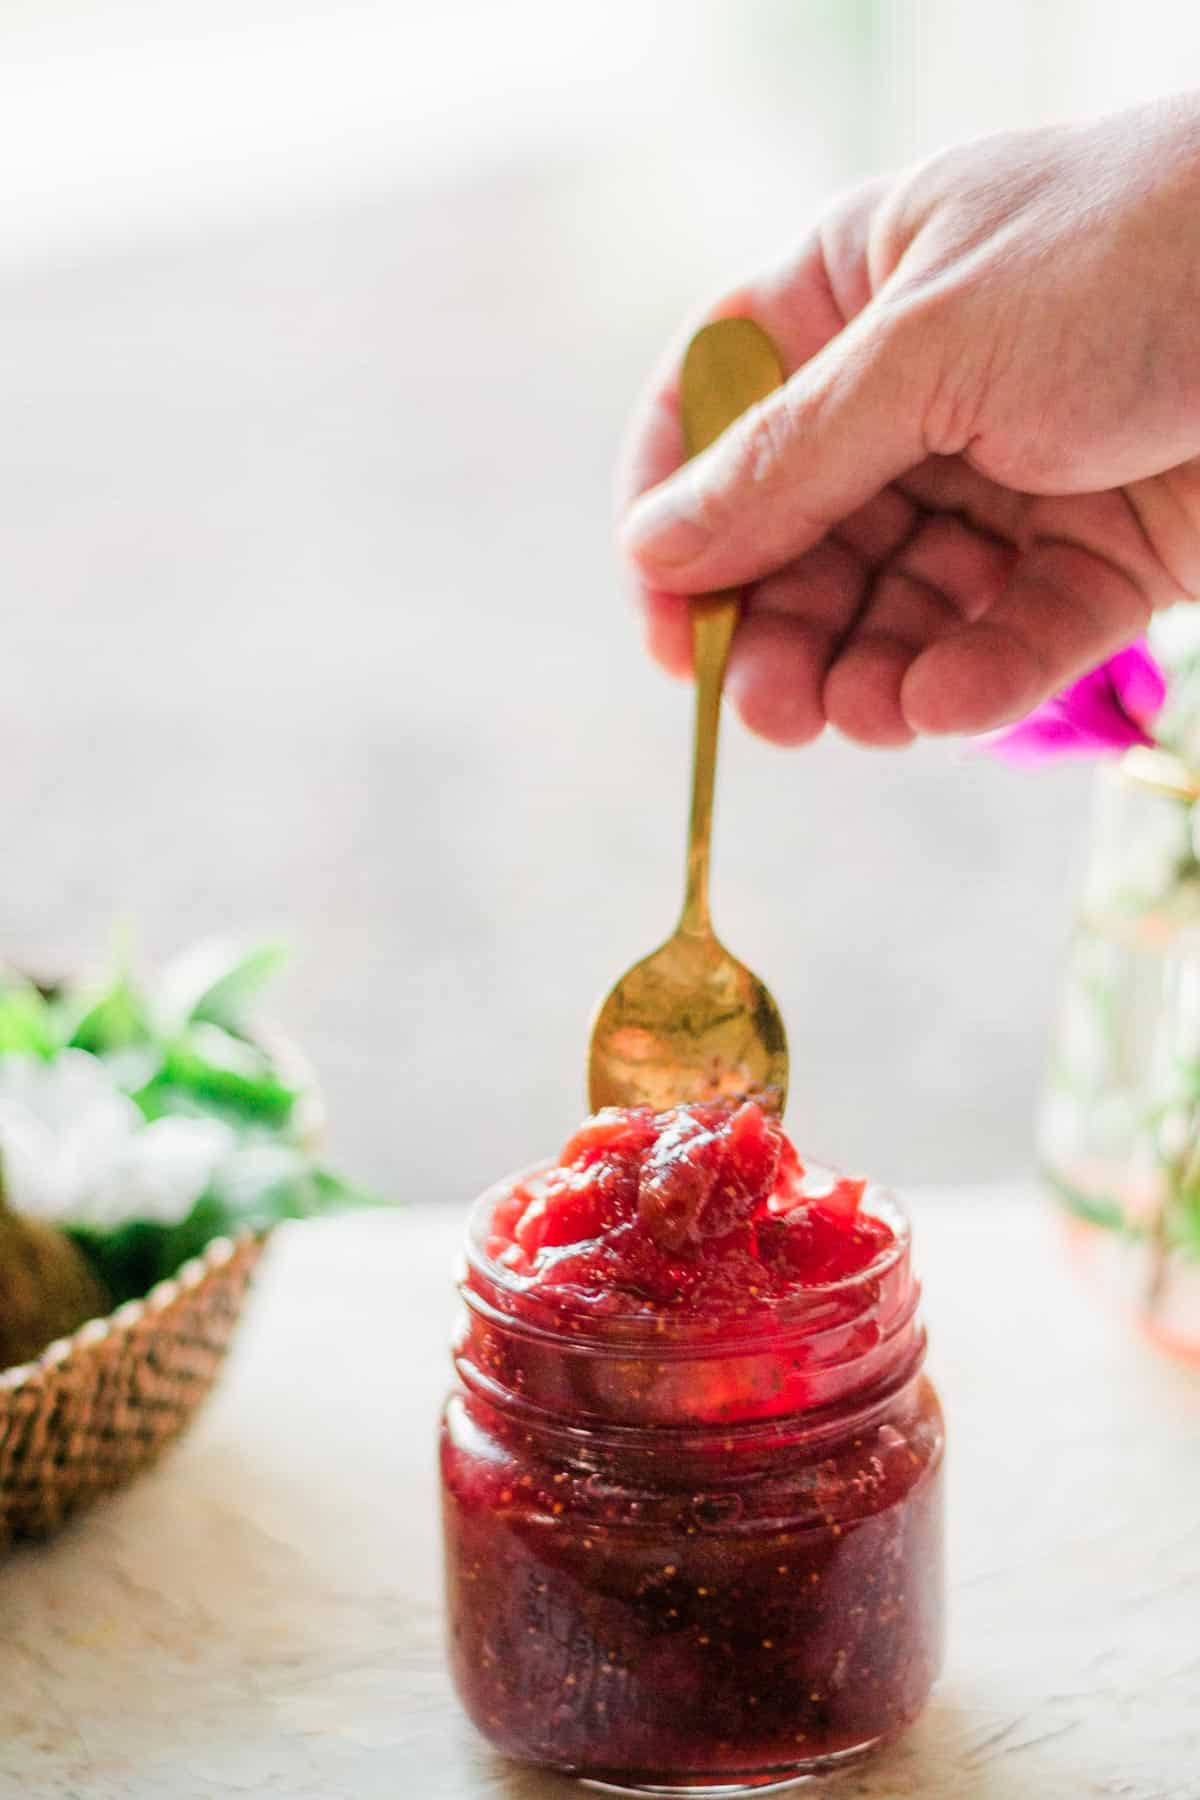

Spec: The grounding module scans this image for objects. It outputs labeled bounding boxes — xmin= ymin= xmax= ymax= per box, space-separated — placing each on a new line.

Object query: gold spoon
xmin=588 ymin=316 xmax=790 ymax=1117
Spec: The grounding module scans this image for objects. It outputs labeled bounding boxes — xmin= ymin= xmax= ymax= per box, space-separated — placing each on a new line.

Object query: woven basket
xmin=0 ymin=1005 xmax=321 ymax=1549
xmin=0 ymin=1229 xmax=265 ymax=1548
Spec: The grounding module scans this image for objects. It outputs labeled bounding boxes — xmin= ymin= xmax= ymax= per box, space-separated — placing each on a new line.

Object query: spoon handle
xmin=680 ymin=592 xmax=738 ymax=936
xmin=677 ymin=319 xmax=786 ymax=937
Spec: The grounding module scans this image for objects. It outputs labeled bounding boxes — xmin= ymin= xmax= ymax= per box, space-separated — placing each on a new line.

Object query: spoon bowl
xmin=587 ymin=923 xmax=788 ymax=1114
xmin=589 ymin=317 xmax=790 ymax=1117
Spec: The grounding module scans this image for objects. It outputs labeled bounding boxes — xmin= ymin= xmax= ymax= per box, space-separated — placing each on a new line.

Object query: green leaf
xmin=1168 ymin=1057 xmax=1200 ymax=1098
xmin=1042 ymin=1167 xmax=1131 ymax=1235
xmin=0 ymin=982 xmax=58 ymax=1057
xmin=70 ymin=1162 xmax=388 ymax=1299
xmin=305 ymin=1168 xmax=389 ymax=1211
xmin=154 ymin=938 xmax=290 ymax=1036
xmin=68 ymin=974 xmax=150 ymax=1055
xmin=68 ymin=1220 xmax=178 ymax=1307
xmin=1170 ymin=1203 xmax=1200 ymax=1258
xmin=138 ymin=1039 xmax=298 ymax=1128
xmin=204 ymin=1145 xmax=385 ymax=1226
xmin=150 ymin=1194 xmax=245 ymax=1281
xmin=44 ymin=931 xmax=385 ymax=1300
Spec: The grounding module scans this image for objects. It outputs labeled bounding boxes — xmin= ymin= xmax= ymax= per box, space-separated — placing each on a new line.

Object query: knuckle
xmin=718 ymin=395 xmax=798 ymax=497
xmin=878 ymin=280 xmax=995 ymax=456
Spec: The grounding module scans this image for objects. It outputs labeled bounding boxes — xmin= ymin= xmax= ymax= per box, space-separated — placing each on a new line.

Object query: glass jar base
xmin=576 ymin=1735 xmax=884 ymax=1795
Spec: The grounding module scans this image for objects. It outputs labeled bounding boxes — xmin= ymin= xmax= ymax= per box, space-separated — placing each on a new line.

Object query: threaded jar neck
xmin=454 ymin=1178 xmax=924 ymax=1442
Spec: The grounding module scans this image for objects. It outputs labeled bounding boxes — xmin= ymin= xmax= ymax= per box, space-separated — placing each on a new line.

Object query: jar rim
xmin=462 ymin=1162 xmax=911 ymax=1353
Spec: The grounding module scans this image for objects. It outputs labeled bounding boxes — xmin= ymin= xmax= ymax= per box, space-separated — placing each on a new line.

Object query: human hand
xmin=619 ymin=98 xmax=1200 ymax=746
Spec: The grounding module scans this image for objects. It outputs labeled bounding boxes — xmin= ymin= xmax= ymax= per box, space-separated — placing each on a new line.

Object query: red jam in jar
xmin=440 ymin=1103 xmax=945 ymax=1793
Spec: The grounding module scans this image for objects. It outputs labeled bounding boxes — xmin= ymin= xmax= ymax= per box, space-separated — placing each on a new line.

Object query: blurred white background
xmin=2 ymin=0 xmax=1199 ymax=1201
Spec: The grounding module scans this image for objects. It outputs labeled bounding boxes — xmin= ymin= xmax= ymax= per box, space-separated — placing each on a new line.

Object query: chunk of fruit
xmin=723 ymin=1101 xmax=782 ymax=1211
xmin=560 ymin=1107 xmax=656 ymax=1167
xmin=485 ymin=1102 xmax=894 ymax=1313
xmin=816 ymin=1176 xmax=866 ymax=1223
xmin=637 ymin=1102 xmax=783 ymax=1247
xmin=637 ymin=1111 xmax=724 ymax=1248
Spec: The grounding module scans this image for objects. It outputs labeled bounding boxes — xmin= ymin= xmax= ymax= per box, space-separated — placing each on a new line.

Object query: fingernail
xmin=622 ymin=480 xmax=712 ymax=569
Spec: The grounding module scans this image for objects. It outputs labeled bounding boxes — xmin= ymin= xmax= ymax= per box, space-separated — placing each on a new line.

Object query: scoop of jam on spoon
xmin=588 ymin=316 xmax=790 ymax=1121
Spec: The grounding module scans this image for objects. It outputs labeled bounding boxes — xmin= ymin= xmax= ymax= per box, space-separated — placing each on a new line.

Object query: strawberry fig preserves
xmin=440 ymin=1102 xmax=944 ymax=1793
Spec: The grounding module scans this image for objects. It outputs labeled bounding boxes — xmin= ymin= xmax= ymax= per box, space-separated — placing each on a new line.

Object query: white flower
xmin=0 ymin=1050 xmax=235 ymax=1230
xmin=213 ymin=1143 xmax=305 ymax=1210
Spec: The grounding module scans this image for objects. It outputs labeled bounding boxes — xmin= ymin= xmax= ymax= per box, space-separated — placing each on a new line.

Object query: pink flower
xmin=984 ymin=640 xmax=1167 ymax=764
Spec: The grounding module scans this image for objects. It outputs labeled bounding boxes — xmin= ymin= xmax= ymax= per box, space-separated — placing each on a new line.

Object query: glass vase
xmin=1039 ymin=747 xmax=1200 ymax=1358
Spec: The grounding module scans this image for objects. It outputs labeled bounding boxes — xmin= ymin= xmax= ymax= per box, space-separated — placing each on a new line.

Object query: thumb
xmin=622 ymin=302 xmax=934 ymax=592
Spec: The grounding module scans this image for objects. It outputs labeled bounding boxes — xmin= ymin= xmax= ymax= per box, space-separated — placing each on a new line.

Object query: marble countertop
xmin=1 ymin=1194 xmax=1197 ymax=1799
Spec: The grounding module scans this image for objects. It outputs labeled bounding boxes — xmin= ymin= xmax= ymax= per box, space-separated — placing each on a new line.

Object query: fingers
xmin=618 ymin=179 xmax=899 ymax=565
xmin=725 ymin=537 xmax=871 ymax=744
xmin=898 ymin=455 xmax=1029 ymax=545
xmin=646 ymin=488 xmax=1164 ymax=747
xmin=618 ymin=182 xmax=899 ymax=709
xmin=650 ymin=499 xmax=1155 ymax=746
xmin=823 ymin=518 xmax=1016 ymax=746
xmin=641 ymin=590 xmax=693 ymax=678
xmin=901 ymin=489 xmax=1184 ymax=733
xmin=720 ymin=511 xmax=1013 ymax=750
xmin=640 ymin=534 xmax=872 ymax=744
xmin=618 ymin=237 xmax=859 ymax=688
xmin=627 ymin=380 xmax=1192 ymax=750
xmin=623 ymin=299 xmax=935 ymax=594
xmin=834 ymin=484 xmax=922 ymax=567
xmin=901 ymin=537 xmax=1152 ymax=735
xmin=614 ymin=221 xmax=862 ymax=521
xmin=725 ymin=613 xmax=829 ymax=747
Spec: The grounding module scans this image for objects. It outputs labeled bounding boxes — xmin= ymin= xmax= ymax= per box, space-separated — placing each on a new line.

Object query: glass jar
xmin=1040 ymin=748 xmax=1200 ymax=1359
xmin=440 ymin=1173 xmax=945 ymax=1794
